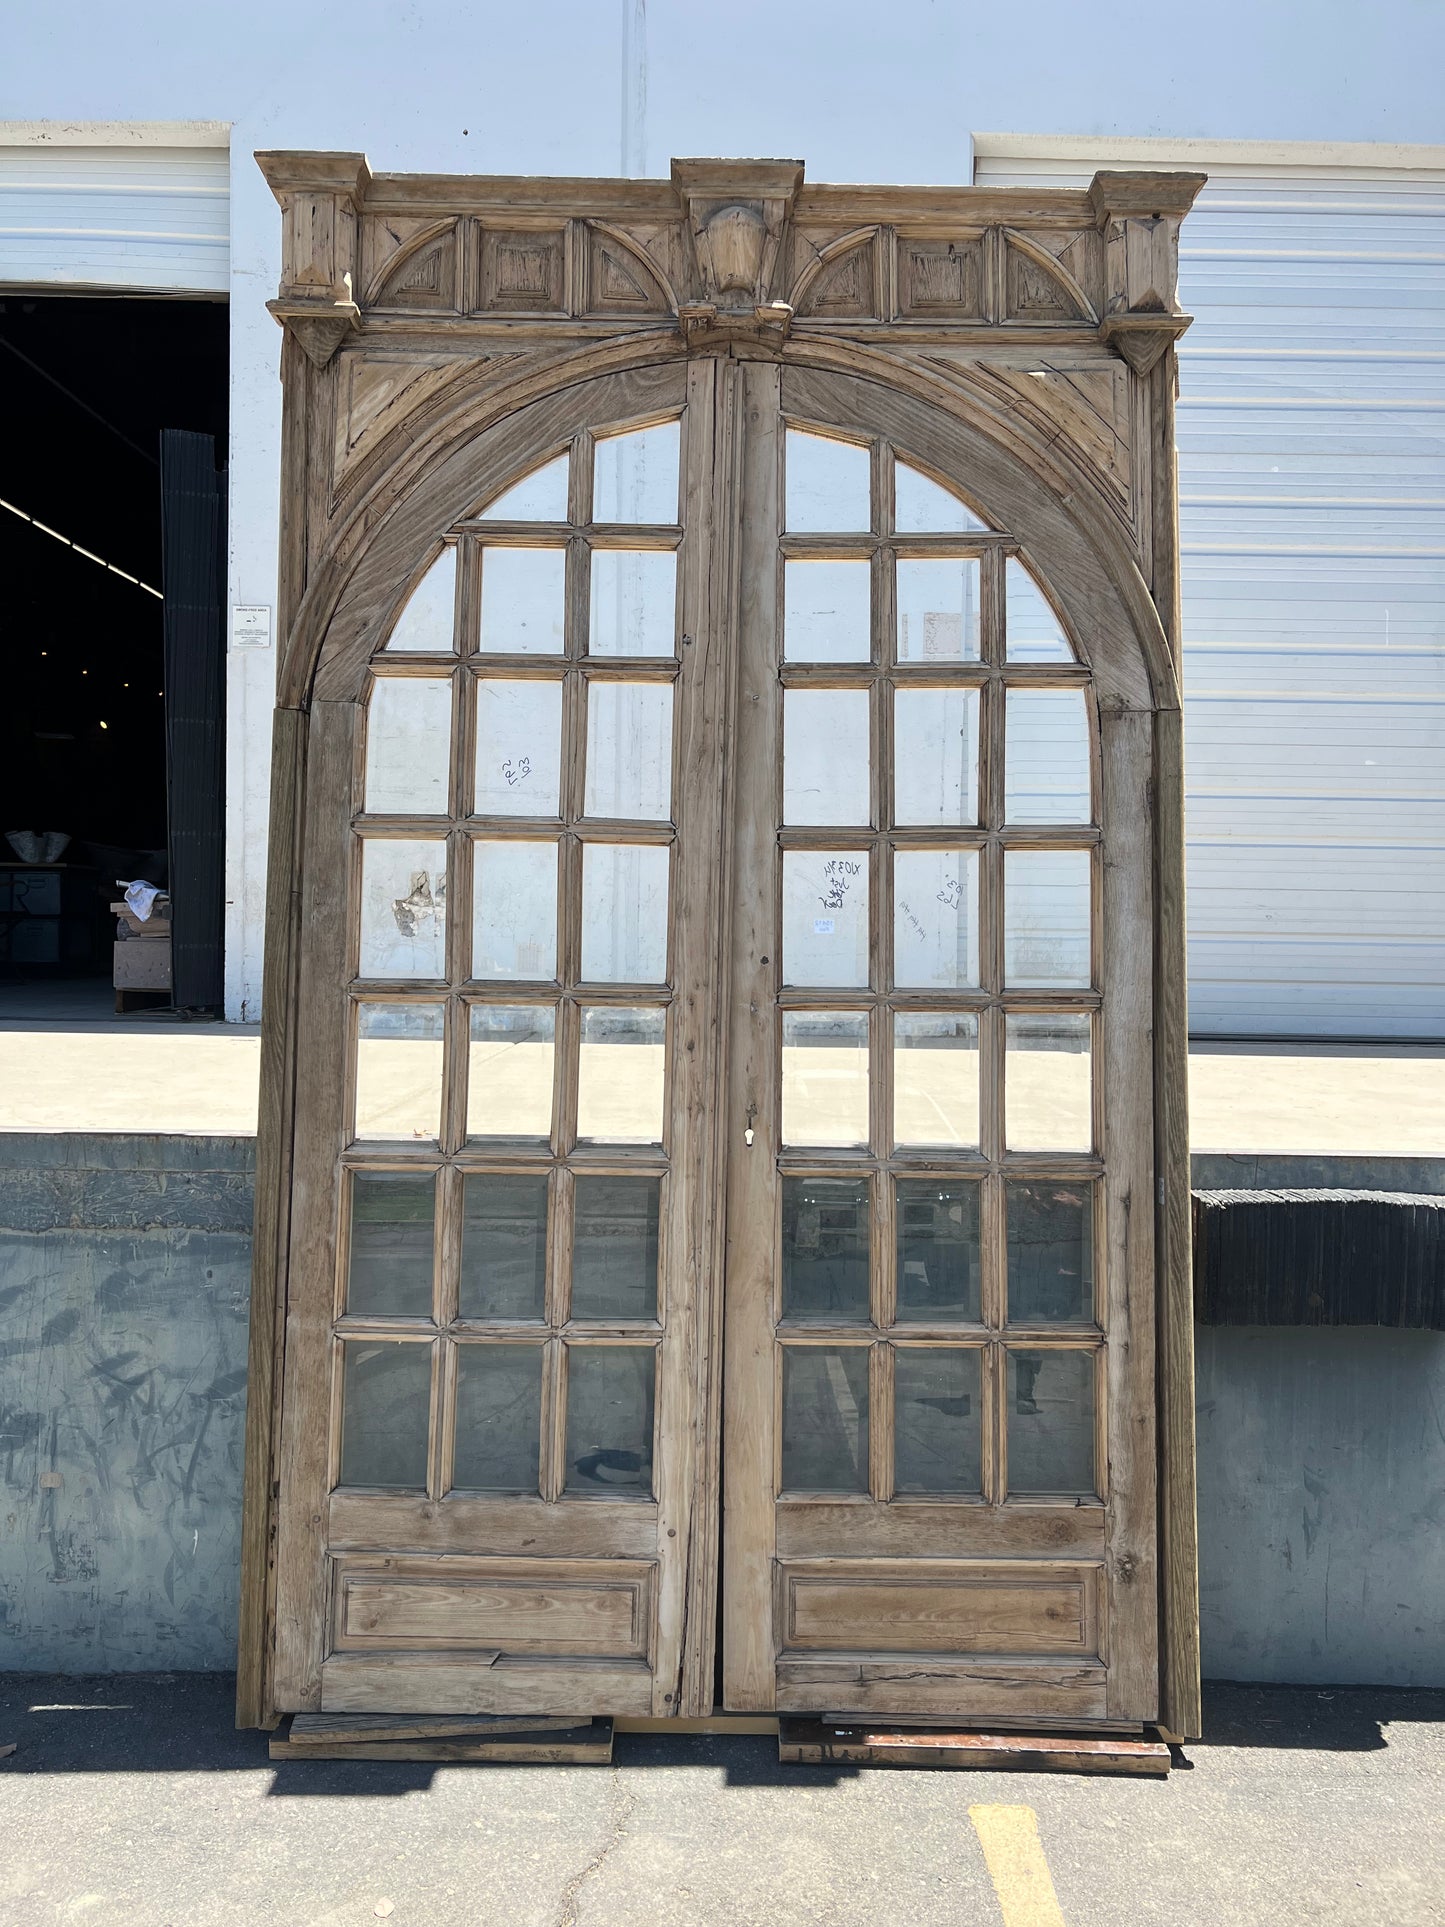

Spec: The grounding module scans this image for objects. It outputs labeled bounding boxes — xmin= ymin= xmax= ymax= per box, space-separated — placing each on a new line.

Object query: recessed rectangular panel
xmin=466 ymin=1004 xmax=555 ymax=1139
xmin=359 ymin=839 xmax=448 ymax=979
xmin=781 ymin=1176 xmax=870 ymax=1324
xmin=783 ymin=689 xmax=870 ymax=825
xmin=896 ymin=557 xmax=981 ymax=662
xmin=576 ymin=1005 xmax=666 ymax=1143
xmin=346 ymin=1171 xmax=436 ymax=1317
xmin=332 ymin=1556 xmax=652 ymax=1657
xmin=472 ymin=839 xmax=557 ymax=980
xmin=459 ymin=1173 xmax=548 ymax=1320
xmin=893 ymin=1012 xmax=979 ymax=1149
xmin=1005 ymin=1013 xmax=1093 ymax=1152
xmin=451 ymin=1345 xmax=544 ymax=1493
xmin=572 ymin=1176 xmax=661 ymax=1322
xmin=893 ymin=850 xmax=979 ymax=989
xmin=781 ymin=1346 xmax=869 ymax=1493
xmin=584 ymin=681 xmax=674 ymax=819
xmin=589 ymin=550 xmax=677 ymax=656
xmin=1005 ymin=689 xmax=1091 ymax=824
xmin=1006 ymin=1181 xmax=1095 ymax=1326
xmin=1007 ymin=1349 xmax=1097 ymax=1496
xmin=593 ymin=421 xmax=680 ymax=525
xmin=895 ymin=1178 xmax=981 ymax=1323
xmin=783 ymin=851 xmax=869 ymax=987
xmin=364 ymin=676 xmax=453 ymax=815
xmin=479 ymin=546 xmax=566 ymax=654
xmin=338 ymin=1340 xmax=432 ymax=1489
xmin=894 ymin=686 xmax=979 ymax=825
xmin=564 ymin=1346 xmax=656 ymax=1497
xmin=1004 ymin=849 xmax=1093 ymax=988
xmin=783 ymin=559 xmax=871 ymax=662
xmin=893 ymin=1349 xmax=983 ymax=1493
xmin=474 ymin=679 xmax=563 ymax=817
xmin=780 ymin=1010 xmax=869 ymax=1149
xmin=785 ymin=428 xmax=871 ymax=533
xmin=581 ymin=844 xmax=670 ymax=984
xmin=354 ymin=1002 xmax=445 ymax=1142
xmin=779 ymin=1561 xmax=1096 ymax=1654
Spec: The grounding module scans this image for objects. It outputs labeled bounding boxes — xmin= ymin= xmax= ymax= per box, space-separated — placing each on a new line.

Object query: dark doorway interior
xmin=0 ymin=295 xmax=228 ymax=1001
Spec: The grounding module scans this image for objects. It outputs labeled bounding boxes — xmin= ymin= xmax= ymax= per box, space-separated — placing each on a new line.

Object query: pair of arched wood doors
xmin=240 ymin=157 xmax=1201 ymax=1739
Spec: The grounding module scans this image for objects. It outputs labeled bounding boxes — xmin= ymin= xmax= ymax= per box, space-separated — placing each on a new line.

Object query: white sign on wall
xmin=231 ymin=605 xmax=272 ymax=650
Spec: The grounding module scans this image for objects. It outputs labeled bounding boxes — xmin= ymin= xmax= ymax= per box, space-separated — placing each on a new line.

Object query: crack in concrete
xmin=555 ymin=1765 xmax=636 ymax=1927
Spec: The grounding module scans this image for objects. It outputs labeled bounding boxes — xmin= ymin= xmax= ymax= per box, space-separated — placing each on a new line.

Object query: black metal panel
xmin=160 ymin=429 xmax=226 ymax=1011
xmin=1193 ymin=1190 xmax=1445 ymax=1330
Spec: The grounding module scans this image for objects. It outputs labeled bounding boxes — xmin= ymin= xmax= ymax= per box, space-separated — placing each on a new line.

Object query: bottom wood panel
xmin=271 ymin=1713 xmax=612 ymax=1763
xmin=774 ymin=1657 xmax=1108 ymax=1722
xmin=779 ymin=1719 xmax=1169 ymax=1776
xmin=319 ymin=1654 xmax=655 ymax=1716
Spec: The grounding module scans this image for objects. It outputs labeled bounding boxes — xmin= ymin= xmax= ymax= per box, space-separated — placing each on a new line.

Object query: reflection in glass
xmin=782 ymin=1177 xmax=870 ymax=1324
xmin=354 ymin=1002 xmax=445 ymax=1142
xmin=896 ymin=558 xmax=981 ymax=663
xmin=1007 ymin=1181 xmax=1094 ymax=1325
xmin=572 ymin=1176 xmax=660 ymax=1322
xmin=894 ymin=686 xmax=979 ymax=825
xmin=577 ymin=1005 xmax=666 ymax=1143
xmin=386 ymin=548 xmax=456 ymax=653
xmin=894 ymin=1350 xmax=982 ymax=1493
xmin=346 ymin=1171 xmax=435 ymax=1317
xmin=1005 ymin=1013 xmax=1092 ymax=1152
xmin=783 ymin=688 xmax=870 ymax=826
xmin=783 ymin=559 xmax=871 ymax=663
xmin=589 ymin=550 xmax=677 ymax=657
xmin=593 ymin=421 xmax=680 ymax=525
xmin=893 ymin=1013 xmax=980 ymax=1148
xmin=1004 ymin=850 xmax=1092 ymax=988
xmin=781 ymin=1010 xmax=869 ymax=1149
xmin=338 ymin=1340 xmax=431 ymax=1488
xmin=466 ymin=1004 xmax=554 ymax=1138
xmin=581 ymin=844 xmax=669 ymax=984
xmin=1005 ymin=689 xmax=1091 ymax=824
xmin=359 ymin=839 xmax=447 ymax=979
xmin=782 ymin=850 xmax=869 ymax=988
xmin=781 ymin=1346 xmax=869 ymax=1492
xmin=894 ymin=461 xmax=988 ymax=534
xmin=479 ymin=452 xmax=570 ymax=523
xmin=479 ymin=546 xmax=566 ymax=654
xmin=584 ymin=681 xmax=674 ymax=818
xmin=459 ymin=1173 xmax=548 ymax=1320
xmin=895 ymin=1179 xmax=981 ymax=1323
xmin=472 ymin=839 xmax=557 ymax=980
xmin=474 ymin=680 xmax=562 ymax=817
xmin=785 ymin=428 xmax=870 ymax=533
xmin=452 ymin=1345 xmax=543 ymax=1492
xmin=1005 ymin=558 xmax=1073 ymax=662
xmin=364 ymin=676 xmax=452 ymax=815
xmin=893 ymin=849 xmax=979 ymax=989
xmin=1007 ymin=1348 xmax=1095 ymax=1495
xmin=564 ymin=1345 xmax=656 ymax=1495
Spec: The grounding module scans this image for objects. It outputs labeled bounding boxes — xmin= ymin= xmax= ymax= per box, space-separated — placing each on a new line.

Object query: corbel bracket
xmin=671 ymin=158 xmax=804 ymax=351
xmin=1088 ymin=169 xmax=1206 ymax=374
xmin=256 ymin=150 xmax=372 ymax=369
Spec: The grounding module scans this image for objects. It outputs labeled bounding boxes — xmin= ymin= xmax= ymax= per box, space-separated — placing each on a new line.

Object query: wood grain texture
xmin=780 ymin=1720 xmax=1169 ymax=1776
xmin=320 ymin=1655 xmax=654 ymax=1717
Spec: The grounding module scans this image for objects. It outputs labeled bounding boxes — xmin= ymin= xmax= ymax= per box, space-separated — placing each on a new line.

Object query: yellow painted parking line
xmin=969 ymin=1805 xmax=1066 ymax=1927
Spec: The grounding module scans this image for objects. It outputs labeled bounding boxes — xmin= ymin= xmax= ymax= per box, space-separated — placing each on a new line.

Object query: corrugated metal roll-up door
xmin=975 ymin=150 xmax=1445 ymax=1040
xmin=0 ymin=140 xmax=229 ymax=294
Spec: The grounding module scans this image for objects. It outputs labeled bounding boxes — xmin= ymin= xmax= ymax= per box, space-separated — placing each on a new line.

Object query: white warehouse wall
xmin=3 ymin=0 xmax=1443 ymax=1023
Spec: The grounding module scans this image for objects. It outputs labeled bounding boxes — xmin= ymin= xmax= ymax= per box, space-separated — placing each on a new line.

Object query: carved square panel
xmin=899 ymin=236 xmax=985 ymax=319
xmin=477 ymin=225 xmax=567 ymax=313
xmin=798 ymin=240 xmax=875 ymax=319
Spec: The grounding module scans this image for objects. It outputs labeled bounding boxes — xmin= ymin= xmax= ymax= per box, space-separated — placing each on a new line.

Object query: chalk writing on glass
xmin=897 ymin=899 xmax=926 ymax=943
xmin=501 ymin=755 xmax=533 ymax=789
xmin=818 ymin=858 xmax=861 ymax=912
xmin=935 ymin=873 xmax=963 ymax=910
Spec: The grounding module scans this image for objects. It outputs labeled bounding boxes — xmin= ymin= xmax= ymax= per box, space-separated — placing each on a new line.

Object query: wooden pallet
xmin=269 ymin=1712 xmax=613 ymax=1763
xmin=780 ymin=1719 xmax=1171 ymax=1777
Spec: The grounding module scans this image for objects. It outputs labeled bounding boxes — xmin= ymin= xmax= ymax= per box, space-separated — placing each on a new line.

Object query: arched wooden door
xmin=241 ymin=154 xmax=1201 ymax=1738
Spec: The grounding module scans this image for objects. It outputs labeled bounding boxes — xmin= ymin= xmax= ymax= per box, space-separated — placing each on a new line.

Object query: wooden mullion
xmin=425 ymin=1336 xmax=446 ymax=1501
xmin=541 ymin=1335 xmax=566 ymax=1503
xmin=870 ymin=1340 xmax=894 ymax=1503
xmin=436 ymin=1337 xmax=458 ymax=1500
xmin=988 ymin=1339 xmax=1006 ymax=1505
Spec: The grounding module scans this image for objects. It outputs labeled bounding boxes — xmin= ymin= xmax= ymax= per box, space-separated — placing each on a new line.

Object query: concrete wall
xmin=1 ymin=1131 xmax=1443 ymax=1687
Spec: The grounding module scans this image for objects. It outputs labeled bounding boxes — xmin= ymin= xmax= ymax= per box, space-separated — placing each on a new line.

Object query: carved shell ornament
xmin=697 ymin=202 xmax=767 ymax=295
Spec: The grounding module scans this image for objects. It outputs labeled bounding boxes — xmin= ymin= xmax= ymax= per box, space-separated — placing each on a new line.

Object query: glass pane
xmin=479 ymin=546 xmax=566 ymax=654
xmin=895 ymin=1179 xmax=981 ymax=1323
xmin=364 ymin=676 xmax=452 ymax=815
xmin=780 ymin=1010 xmax=869 ymax=1149
xmin=584 ymin=681 xmax=674 ymax=819
xmin=593 ymin=421 xmax=680 ymax=525
xmin=781 ymin=1346 xmax=869 ymax=1492
xmin=1005 ymin=558 xmax=1073 ymax=662
xmin=479 ymin=452 xmax=569 ymax=523
xmin=459 ymin=1173 xmax=549 ymax=1320
xmin=572 ymin=1176 xmax=660 ymax=1321
xmin=452 ymin=1346 xmax=543 ymax=1493
xmin=893 ymin=850 xmax=979 ymax=989
xmin=346 ymin=1171 xmax=435 ymax=1317
xmin=338 ymin=1340 xmax=431 ymax=1488
xmin=359 ymin=839 xmax=447 ymax=979
xmin=564 ymin=1345 xmax=656 ymax=1496
xmin=781 ymin=1177 xmax=870 ymax=1324
xmin=474 ymin=679 xmax=563 ymax=817
xmin=1005 ymin=689 xmax=1091 ymax=824
xmin=893 ymin=1012 xmax=979 ymax=1149
xmin=894 ymin=686 xmax=979 ymax=825
xmin=577 ymin=1005 xmax=666 ymax=1143
xmin=1004 ymin=850 xmax=1092 ymax=989
xmin=783 ymin=688 xmax=870 ymax=826
xmin=783 ymin=851 xmax=868 ymax=988
xmin=1007 ymin=1181 xmax=1095 ymax=1325
xmin=896 ymin=558 xmax=981 ymax=663
xmin=589 ymin=550 xmax=677 ymax=657
xmin=786 ymin=428 xmax=870 ymax=532
xmin=894 ymin=1349 xmax=982 ymax=1493
xmin=1005 ymin=1013 xmax=1092 ymax=1152
xmin=466 ymin=1004 xmax=554 ymax=1138
xmin=1007 ymin=1349 xmax=1095 ymax=1496
xmin=783 ymin=559 xmax=871 ymax=663
xmin=386 ymin=548 xmax=456 ymax=653
xmin=582 ymin=844 xmax=670 ymax=984
xmin=472 ymin=839 xmax=557 ymax=980
xmin=355 ymin=1002 xmax=444 ymax=1142
xmin=895 ymin=461 xmax=987 ymax=534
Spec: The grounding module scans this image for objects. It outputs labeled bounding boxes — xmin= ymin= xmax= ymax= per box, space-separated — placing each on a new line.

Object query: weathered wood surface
xmin=780 ymin=1718 xmax=1169 ymax=1776
xmin=271 ymin=1713 xmax=613 ymax=1762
